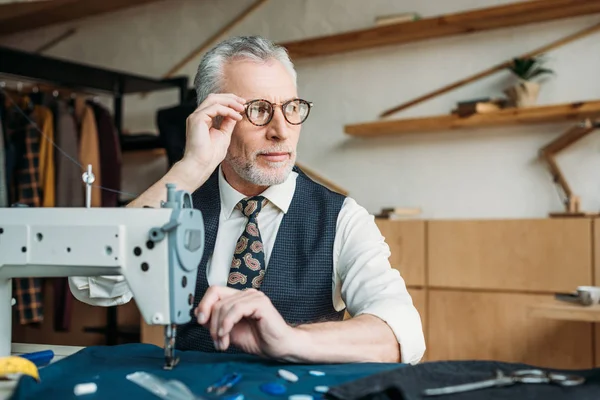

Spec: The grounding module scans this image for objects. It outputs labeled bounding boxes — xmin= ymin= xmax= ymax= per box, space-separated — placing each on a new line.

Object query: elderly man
xmin=69 ymin=36 xmax=425 ymax=365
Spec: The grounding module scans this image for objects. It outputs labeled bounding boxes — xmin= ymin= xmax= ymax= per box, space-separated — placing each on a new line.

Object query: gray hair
xmin=193 ymin=36 xmax=297 ymax=106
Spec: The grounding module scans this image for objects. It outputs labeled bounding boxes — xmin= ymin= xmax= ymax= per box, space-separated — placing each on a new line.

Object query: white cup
xmin=577 ymin=286 xmax=600 ymax=305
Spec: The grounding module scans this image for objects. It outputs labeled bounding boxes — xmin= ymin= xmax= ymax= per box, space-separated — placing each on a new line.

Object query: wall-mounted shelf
xmin=344 ymin=100 xmax=600 ymax=137
xmin=529 ymin=300 xmax=600 ymax=323
xmin=279 ymin=0 xmax=600 ymax=60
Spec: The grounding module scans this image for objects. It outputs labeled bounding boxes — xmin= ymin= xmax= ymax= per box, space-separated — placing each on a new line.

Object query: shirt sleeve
xmin=333 ymin=197 xmax=426 ymax=365
xmin=68 ymin=276 xmax=133 ymax=307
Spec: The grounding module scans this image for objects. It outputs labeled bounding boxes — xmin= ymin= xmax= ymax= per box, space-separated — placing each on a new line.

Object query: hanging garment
xmin=156 ymin=103 xmax=196 ymax=168
xmin=4 ymin=100 xmax=44 ymax=324
xmin=76 ymin=101 xmax=102 ymax=207
xmin=88 ymin=101 xmax=121 ymax=207
xmin=33 ymin=105 xmax=55 ymax=207
xmin=54 ymin=100 xmax=84 ymax=207
xmin=0 ymin=100 xmax=7 ymax=207
xmin=52 ymin=99 xmax=83 ymax=332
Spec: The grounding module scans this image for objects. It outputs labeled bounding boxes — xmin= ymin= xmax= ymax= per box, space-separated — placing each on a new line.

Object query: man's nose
xmin=266 ymin=107 xmax=290 ymax=141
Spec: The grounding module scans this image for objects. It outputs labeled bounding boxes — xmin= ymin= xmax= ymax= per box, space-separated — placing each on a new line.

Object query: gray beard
xmin=225 ymin=154 xmax=295 ymax=186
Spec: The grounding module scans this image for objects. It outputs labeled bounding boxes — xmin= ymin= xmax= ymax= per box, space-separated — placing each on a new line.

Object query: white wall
xmin=2 ymin=0 xmax=600 ymax=218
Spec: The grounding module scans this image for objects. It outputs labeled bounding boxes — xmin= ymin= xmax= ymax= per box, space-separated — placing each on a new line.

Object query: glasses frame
xmin=243 ymin=98 xmax=313 ymax=127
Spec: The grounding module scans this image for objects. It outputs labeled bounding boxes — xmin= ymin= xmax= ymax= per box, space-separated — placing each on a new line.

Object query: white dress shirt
xmin=69 ymin=166 xmax=426 ymax=364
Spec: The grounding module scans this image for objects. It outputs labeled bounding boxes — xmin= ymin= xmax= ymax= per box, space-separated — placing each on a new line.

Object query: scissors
xmin=422 ymin=368 xmax=585 ymax=396
xmin=206 ymin=373 xmax=242 ymax=395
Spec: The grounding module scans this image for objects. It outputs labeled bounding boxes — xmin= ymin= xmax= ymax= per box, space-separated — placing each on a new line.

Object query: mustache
xmin=255 ymin=146 xmax=294 ymax=155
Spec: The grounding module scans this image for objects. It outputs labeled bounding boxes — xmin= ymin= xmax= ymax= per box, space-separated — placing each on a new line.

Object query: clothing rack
xmin=0 ymin=45 xmax=189 ymax=346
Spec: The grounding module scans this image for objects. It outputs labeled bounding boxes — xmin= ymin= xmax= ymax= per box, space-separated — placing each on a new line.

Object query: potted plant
xmin=504 ymin=55 xmax=554 ymax=107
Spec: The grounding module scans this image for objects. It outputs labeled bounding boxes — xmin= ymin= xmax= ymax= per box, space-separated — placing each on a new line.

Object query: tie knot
xmin=236 ymin=196 xmax=267 ymax=218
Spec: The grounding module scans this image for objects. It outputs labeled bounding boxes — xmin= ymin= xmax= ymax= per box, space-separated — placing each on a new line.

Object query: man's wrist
xmin=279 ymin=325 xmax=312 ymax=363
xmin=169 ymin=158 xmax=213 ymax=193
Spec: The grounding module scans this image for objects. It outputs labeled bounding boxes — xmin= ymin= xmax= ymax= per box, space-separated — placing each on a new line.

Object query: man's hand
xmin=126 ymin=93 xmax=246 ymax=208
xmin=182 ymin=93 xmax=246 ymax=177
xmin=194 ymin=286 xmax=296 ymax=360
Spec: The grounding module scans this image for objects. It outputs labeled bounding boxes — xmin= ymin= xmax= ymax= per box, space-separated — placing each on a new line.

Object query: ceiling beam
xmin=0 ymin=0 xmax=164 ymax=36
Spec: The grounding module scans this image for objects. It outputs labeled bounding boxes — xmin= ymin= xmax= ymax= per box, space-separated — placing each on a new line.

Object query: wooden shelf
xmin=279 ymin=0 xmax=600 ymax=60
xmin=344 ymin=100 xmax=600 ymax=137
xmin=529 ymin=299 xmax=600 ymax=323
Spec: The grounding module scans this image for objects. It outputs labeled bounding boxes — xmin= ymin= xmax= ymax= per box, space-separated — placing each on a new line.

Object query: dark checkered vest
xmin=176 ymin=166 xmax=346 ymax=353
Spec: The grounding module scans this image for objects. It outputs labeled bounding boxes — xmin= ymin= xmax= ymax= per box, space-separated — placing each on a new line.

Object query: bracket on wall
xmin=539 ymin=118 xmax=600 ymax=217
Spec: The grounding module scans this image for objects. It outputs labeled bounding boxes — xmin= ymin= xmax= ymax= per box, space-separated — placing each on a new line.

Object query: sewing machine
xmin=0 ymin=183 xmax=204 ymax=370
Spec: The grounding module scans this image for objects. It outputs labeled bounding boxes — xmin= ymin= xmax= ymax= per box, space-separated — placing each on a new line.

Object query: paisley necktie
xmin=227 ymin=196 xmax=268 ymax=290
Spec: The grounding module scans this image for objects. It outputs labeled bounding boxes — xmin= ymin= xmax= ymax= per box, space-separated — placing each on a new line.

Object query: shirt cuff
xmin=69 ymin=276 xmax=132 ymax=306
xmin=355 ymin=300 xmax=426 ymax=365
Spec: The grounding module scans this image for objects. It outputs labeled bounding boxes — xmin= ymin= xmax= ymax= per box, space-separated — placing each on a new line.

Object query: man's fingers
xmin=197 ymin=93 xmax=246 ymax=112
xmin=209 ymin=289 xmax=253 ymax=339
xmin=218 ymin=116 xmax=239 ymax=136
xmin=196 ymin=104 xmax=243 ymax=126
xmin=194 ymin=286 xmax=238 ymax=325
xmin=218 ymin=291 xmax=266 ymax=338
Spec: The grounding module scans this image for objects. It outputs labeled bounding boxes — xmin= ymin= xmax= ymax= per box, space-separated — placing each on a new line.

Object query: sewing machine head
xmin=0 ymin=184 xmax=204 ymax=370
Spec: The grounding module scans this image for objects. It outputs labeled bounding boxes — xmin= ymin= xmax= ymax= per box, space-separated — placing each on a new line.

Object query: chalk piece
xmin=309 ymin=370 xmax=325 ymax=376
xmin=260 ymin=382 xmax=287 ymax=395
xmin=314 ymin=386 xmax=329 ymax=393
xmin=73 ymin=382 xmax=97 ymax=396
xmin=278 ymin=369 xmax=299 ymax=382
xmin=289 ymin=395 xmax=313 ymax=400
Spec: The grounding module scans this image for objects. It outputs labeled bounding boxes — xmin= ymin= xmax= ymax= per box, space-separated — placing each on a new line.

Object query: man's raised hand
xmin=183 ymin=93 xmax=246 ymax=174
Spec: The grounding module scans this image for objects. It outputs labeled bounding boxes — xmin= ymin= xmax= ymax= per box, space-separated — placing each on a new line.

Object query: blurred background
xmin=1 ymin=0 xmax=600 ymax=370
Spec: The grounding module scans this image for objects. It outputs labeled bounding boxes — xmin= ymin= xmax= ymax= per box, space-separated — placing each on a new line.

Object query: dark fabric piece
xmin=228 ymin=196 xmax=268 ymax=290
xmin=156 ymin=104 xmax=195 ymax=167
xmin=51 ymin=100 xmax=80 ymax=331
xmin=326 ymin=360 xmax=600 ymax=400
xmin=2 ymin=93 xmax=17 ymax=205
xmin=54 ymin=100 xmax=84 ymax=207
xmin=0 ymin=104 xmax=7 ymax=207
xmin=176 ymin=166 xmax=346 ymax=353
xmin=11 ymin=343 xmax=402 ymax=400
xmin=4 ymin=101 xmax=44 ymax=324
xmin=88 ymin=101 xmax=121 ymax=208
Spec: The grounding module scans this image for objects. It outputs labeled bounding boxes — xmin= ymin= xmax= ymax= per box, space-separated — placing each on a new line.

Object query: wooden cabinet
xmin=376 ymin=217 xmax=598 ymax=369
xmin=376 ymin=219 xmax=426 ymax=287
xmin=427 ymin=219 xmax=592 ymax=292
xmin=427 ymin=289 xmax=593 ymax=369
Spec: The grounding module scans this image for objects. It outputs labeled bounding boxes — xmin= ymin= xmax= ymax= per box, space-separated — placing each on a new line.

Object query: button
xmin=314 ymin=386 xmax=329 ymax=393
xmin=260 ymin=382 xmax=287 ymax=395
xmin=278 ymin=369 xmax=299 ymax=382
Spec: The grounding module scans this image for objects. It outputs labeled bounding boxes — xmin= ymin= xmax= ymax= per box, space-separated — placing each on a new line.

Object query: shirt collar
xmin=218 ymin=165 xmax=297 ymax=219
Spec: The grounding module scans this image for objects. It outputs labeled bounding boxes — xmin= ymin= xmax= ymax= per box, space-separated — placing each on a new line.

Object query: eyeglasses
xmin=243 ymin=98 xmax=313 ymax=126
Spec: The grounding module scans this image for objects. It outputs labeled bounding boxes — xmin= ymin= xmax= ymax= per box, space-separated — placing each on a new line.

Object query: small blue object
xmin=206 ymin=372 xmax=242 ymax=394
xmin=260 ymin=382 xmax=287 ymax=395
xmin=19 ymin=350 xmax=54 ymax=367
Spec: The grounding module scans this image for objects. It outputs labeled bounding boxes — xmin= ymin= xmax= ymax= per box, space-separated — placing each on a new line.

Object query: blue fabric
xmin=10 ymin=343 xmax=405 ymax=400
xmin=177 ymin=166 xmax=346 ymax=353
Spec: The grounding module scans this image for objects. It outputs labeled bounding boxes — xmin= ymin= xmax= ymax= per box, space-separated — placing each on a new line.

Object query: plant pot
xmin=504 ymin=80 xmax=540 ymax=107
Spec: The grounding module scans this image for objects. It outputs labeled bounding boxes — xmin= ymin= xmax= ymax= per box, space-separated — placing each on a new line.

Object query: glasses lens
xmin=284 ymin=100 xmax=310 ymax=124
xmin=246 ymin=100 xmax=272 ymax=125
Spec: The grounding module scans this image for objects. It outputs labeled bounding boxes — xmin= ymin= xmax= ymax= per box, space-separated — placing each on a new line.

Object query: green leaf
xmin=526 ymin=67 xmax=554 ymax=80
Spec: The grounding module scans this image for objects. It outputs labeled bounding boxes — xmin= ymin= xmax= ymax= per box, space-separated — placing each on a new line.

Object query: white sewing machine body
xmin=0 ymin=185 xmax=204 ymax=367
